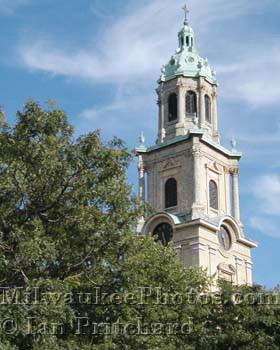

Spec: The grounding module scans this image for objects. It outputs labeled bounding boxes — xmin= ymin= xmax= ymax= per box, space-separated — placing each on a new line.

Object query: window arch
xmin=205 ymin=95 xmax=211 ymax=122
xmin=186 ymin=91 xmax=197 ymax=115
xmin=168 ymin=93 xmax=178 ymax=122
xmin=165 ymin=178 xmax=177 ymax=208
xmin=209 ymin=180 xmax=218 ymax=210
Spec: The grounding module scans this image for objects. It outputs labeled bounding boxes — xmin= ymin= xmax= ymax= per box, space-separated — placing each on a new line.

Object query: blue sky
xmin=0 ymin=0 xmax=279 ymax=287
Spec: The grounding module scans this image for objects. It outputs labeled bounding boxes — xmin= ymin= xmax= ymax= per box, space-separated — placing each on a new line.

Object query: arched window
xmin=186 ymin=91 xmax=197 ymax=115
xmin=205 ymin=95 xmax=211 ymax=122
xmin=168 ymin=93 xmax=178 ymax=122
xmin=209 ymin=180 xmax=218 ymax=210
xmin=165 ymin=178 xmax=177 ymax=208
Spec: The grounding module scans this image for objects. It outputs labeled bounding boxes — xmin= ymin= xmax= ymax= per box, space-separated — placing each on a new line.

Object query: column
xmin=224 ymin=167 xmax=231 ymax=215
xmin=192 ymin=145 xmax=202 ymax=205
xmin=177 ymin=84 xmax=185 ymax=125
xmin=199 ymin=85 xmax=205 ymax=127
xmin=208 ymin=246 xmax=217 ymax=278
xmin=212 ymin=89 xmax=220 ymax=143
xmin=234 ymin=256 xmax=243 ymax=285
xmin=157 ymin=91 xmax=165 ymax=144
xmin=136 ymin=156 xmax=146 ymax=233
xmin=138 ymin=156 xmax=145 ymax=205
xmin=231 ymin=168 xmax=240 ymax=222
xmin=245 ymin=261 xmax=253 ymax=286
xmin=189 ymin=240 xmax=207 ymax=267
xmin=212 ymin=90 xmax=218 ymax=132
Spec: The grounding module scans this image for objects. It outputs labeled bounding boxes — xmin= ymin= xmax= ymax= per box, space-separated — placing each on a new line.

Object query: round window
xmin=218 ymin=226 xmax=232 ymax=251
xmin=153 ymin=223 xmax=173 ymax=246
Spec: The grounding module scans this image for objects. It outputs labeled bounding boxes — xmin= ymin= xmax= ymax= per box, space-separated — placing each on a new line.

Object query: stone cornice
xmin=176 ymin=217 xmax=258 ymax=248
xmin=135 ymin=130 xmax=242 ymax=159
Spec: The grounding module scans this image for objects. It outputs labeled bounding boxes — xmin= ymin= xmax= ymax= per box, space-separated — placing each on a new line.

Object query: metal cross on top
xmin=182 ymin=3 xmax=189 ymax=24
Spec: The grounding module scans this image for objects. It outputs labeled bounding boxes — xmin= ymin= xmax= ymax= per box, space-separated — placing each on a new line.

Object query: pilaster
xmin=198 ymin=83 xmax=205 ymax=127
xmin=176 ymin=81 xmax=185 ymax=136
xmin=191 ymin=143 xmax=204 ymax=218
xmin=234 ymin=256 xmax=243 ymax=285
xmin=230 ymin=167 xmax=241 ymax=223
xmin=138 ymin=155 xmax=145 ymax=206
xmin=208 ymin=246 xmax=217 ymax=277
xmin=212 ymin=89 xmax=220 ymax=143
xmin=137 ymin=155 xmax=146 ymax=233
xmin=245 ymin=260 xmax=253 ymax=285
xmin=189 ymin=240 xmax=207 ymax=266
xmin=157 ymin=87 xmax=165 ymax=144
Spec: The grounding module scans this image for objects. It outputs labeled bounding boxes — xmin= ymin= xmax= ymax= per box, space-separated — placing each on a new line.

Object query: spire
xmin=182 ymin=3 xmax=189 ymax=26
xmin=159 ymin=4 xmax=217 ymax=85
xmin=177 ymin=3 xmax=195 ymax=52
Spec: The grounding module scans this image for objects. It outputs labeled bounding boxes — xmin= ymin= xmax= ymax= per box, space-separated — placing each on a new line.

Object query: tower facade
xmin=136 ymin=11 xmax=257 ymax=285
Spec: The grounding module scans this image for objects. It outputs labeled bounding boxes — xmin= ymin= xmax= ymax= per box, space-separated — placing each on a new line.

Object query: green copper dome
xmin=159 ymin=22 xmax=218 ymax=85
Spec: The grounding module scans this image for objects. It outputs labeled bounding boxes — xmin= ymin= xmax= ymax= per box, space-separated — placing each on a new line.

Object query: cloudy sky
xmin=0 ymin=0 xmax=279 ymax=287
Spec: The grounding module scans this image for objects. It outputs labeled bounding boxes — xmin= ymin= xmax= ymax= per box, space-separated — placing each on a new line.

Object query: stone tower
xmin=135 ymin=8 xmax=257 ymax=285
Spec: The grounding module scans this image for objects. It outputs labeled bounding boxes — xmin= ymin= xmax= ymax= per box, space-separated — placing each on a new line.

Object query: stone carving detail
xmin=138 ymin=162 xmax=144 ymax=174
xmin=217 ymin=263 xmax=236 ymax=283
xmin=213 ymin=161 xmax=219 ymax=171
xmin=192 ymin=114 xmax=199 ymax=128
xmin=218 ymin=263 xmax=236 ymax=282
xmin=229 ymin=167 xmax=239 ymax=176
xmin=211 ymin=91 xmax=217 ymax=98
xmin=160 ymin=158 xmax=180 ymax=171
xmin=191 ymin=145 xmax=201 ymax=158
xmin=224 ymin=166 xmax=229 ymax=174
xmin=176 ymin=81 xmax=184 ymax=89
xmin=218 ymin=263 xmax=236 ymax=274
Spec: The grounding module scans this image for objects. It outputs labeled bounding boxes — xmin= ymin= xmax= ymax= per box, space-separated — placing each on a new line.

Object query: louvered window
xmin=168 ymin=93 xmax=178 ymax=122
xmin=186 ymin=91 xmax=197 ymax=115
xmin=165 ymin=178 xmax=177 ymax=208
xmin=209 ymin=180 xmax=218 ymax=210
xmin=205 ymin=95 xmax=211 ymax=122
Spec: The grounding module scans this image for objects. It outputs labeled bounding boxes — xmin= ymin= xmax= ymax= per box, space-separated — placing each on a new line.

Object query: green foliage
xmin=0 ymin=101 xmax=279 ymax=349
xmin=0 ymin=100 xmax=140 ymax=349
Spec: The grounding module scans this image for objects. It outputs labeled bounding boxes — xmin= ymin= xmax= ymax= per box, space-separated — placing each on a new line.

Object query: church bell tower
xmin=135 ymin=6 xmax=257 ymax=285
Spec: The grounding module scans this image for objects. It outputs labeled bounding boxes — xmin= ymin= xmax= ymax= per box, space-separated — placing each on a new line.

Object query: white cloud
xmin=15 ymin=0 xmax=280 ymax=148
xmin=221 ymin=119 xmax=280 ymax=163
xmin=250 ymin=216 xmax=280 ymax=239
xmin=18 ymin=0 xmax=264 ymax=84
xmin=78 ymin=86 xmax=156 ymax=138
xmin=17 ymin=0 xmax=280 ymax=110
xmin=233 ymin=130 xmax=280 ymax=144
xmin=248 ymin=174 xmax=280 ymax=238
xmin=251 ymin=174 xmax=280 ymax=216
xmin=271 ymin=161 xmax=280 ymax=169
xmin=0 ymin=0 xmax=31 ymax=14
xmin=224 ymin=123 xmax=280 ymax=153
xmin=81 ymin=102 xmax=125 ymax=121
xmin=217 ymin=46 xmax=280 ymax=107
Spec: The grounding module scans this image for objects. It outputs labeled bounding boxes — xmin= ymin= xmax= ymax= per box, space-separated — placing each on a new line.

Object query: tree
xmin=0 ymin=101 xmax=279 ymax=350
xmin=0 ymin=101 xmax=212 ymax=350
xmin=0 ymin=100 xmax=141 ymax=349
xmin=202 ymin=282 xmax=280 ymax=350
